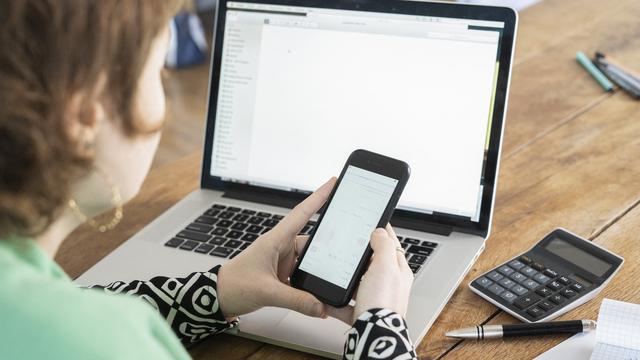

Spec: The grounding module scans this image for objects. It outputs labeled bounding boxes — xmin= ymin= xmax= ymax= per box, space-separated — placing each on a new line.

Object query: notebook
xmin=535 ymin=299 xmax=640 ymax=360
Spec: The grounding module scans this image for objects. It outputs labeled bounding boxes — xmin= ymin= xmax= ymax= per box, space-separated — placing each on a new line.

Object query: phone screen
xmin=298 ymin=165 xmax=399 ymax=288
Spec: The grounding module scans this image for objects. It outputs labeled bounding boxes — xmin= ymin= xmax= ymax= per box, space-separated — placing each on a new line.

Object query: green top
xmin=0 ymin=237 xmax=190 ymax=360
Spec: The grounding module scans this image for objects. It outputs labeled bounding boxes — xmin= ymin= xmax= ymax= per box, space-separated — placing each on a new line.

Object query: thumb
xmin=269 ymin=282 xmax=326 ymax=318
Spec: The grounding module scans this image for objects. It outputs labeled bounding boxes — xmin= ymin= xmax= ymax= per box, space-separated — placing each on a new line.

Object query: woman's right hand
xmin=328 ymin=224 xmax=414 ymax=324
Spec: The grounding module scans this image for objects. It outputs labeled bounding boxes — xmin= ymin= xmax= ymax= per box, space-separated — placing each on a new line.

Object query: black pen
xmin=445 ymin=320 xmax=597 ymax=340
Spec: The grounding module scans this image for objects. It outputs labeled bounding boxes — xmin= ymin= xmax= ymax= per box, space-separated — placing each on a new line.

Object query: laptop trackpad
xmin=272 ymin=312 xmax=349 ymax=355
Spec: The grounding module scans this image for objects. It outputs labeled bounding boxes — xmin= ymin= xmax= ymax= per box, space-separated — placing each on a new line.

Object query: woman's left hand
xmin=216 ymin=177 xmax=336 ymax=319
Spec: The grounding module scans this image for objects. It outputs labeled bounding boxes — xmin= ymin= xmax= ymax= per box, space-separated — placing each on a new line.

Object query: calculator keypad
xmin=472 ymin=255 xmax=590 ymax=321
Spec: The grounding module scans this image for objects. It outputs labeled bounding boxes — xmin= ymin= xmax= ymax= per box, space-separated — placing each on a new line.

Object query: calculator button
xmin=488 ymin=284 xmax=506 ymax=296
xmin=509 ymin=272 xmax=527 ymax=283
xmin=531 ymin=262 xmax=545 ymax=271
xmin=519 ymin=255 xmax=533 ymax=265
xmin=500 ymin=291 xmax=517 ymax=303
xmin=521 ymin=266 xmax=538 ymax=277
xmin=535 ymin=287 xmax=553 ymax=297
xmin=514 ymin=294 xmax=541 ymax=310
xmin=498 ymin=278 xmax=516 ymax=289
xmin=571 ymin=283 xmax=586 ymax=293
xmin=537 ymin=300 xmax=556 ymax=311
xmin=558 ymin=276 xmax=572 ymax=285
xmin=533 ymin=273 xmax=551 ymax=285
xmin=548 ymin=294 xmax=566 ymax=305
xmin=526 ymin=306 xmax=545 ymax=318
xmin=511 ymin=285 xmax=529 ymax=296
xmin=543 ymin=268 xmax=559 ymax=278
xmin=488 ymin=271 xmax=504 ymax=282
xmin=522 ymin=279 xmax=540 ymax=290
xmin=547 ymin=280 xmax=563 ymax=291
xmin=498 ymin=265 xmax=515 ymax=276
xmin=508 ymin=259 xmax=525 ymax=270
xmin=560 ymin=288 xmax=578 ymax=299
xmin=475 ymin=277 xmax=493 ymax=288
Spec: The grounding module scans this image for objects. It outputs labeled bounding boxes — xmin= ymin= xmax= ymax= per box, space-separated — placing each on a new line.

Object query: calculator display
xmin=545 ymin=238 xmax=612 ymax=277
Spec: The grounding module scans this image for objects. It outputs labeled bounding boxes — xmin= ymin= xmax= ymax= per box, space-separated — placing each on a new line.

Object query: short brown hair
xmin=0 ymin=0 xmax=184 ymax=238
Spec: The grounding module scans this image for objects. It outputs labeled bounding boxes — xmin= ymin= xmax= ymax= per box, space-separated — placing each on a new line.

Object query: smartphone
xmin=291 ymin=149 xmax=410 ymax=307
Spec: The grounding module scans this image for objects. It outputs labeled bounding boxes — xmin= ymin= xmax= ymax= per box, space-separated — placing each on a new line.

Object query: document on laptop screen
xmin=211 ymin=2 xmax=503 ymax=221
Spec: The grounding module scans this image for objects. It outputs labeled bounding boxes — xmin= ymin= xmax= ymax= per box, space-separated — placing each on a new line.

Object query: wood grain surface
xmin=56 ymin=0 xmax=640 ymax=359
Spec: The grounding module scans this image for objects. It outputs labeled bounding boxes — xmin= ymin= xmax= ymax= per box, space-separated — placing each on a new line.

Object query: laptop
xmin=76 ymin=0 xmax=517 ymax=357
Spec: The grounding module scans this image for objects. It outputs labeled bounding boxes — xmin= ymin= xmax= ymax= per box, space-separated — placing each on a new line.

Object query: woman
xmin=0 ymin=1 xmax=416 ymax=359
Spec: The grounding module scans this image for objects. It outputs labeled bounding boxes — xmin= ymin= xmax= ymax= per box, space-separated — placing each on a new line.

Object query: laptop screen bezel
xmin=201 ymin=0 xmax=517 ymax=237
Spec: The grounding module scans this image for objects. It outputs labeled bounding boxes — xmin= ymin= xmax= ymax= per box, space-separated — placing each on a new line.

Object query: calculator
xmin=469 ymin=228 xmax=624 ymax=323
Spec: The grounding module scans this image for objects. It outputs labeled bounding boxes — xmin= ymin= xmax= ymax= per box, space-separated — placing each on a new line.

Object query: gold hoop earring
xmin=68 ymin=169 xmax=124 ymax=233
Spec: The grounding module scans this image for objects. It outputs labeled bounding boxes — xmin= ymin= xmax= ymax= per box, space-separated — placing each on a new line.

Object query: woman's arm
xmin=344 ymin=309 xmax=417 ymax=359
xmin=89 ymin=265 xmax=237 ymax=345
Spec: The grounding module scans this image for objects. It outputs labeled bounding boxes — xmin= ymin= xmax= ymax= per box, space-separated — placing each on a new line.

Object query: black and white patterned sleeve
xmin=344 ymin=308 xmax=418 ymax=360
xmin=89 ymin=264 xmax=238 ymax=345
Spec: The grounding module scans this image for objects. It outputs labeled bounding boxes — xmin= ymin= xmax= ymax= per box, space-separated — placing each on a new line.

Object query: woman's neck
xmin=36 ymin=208 xmax=83 ymax=257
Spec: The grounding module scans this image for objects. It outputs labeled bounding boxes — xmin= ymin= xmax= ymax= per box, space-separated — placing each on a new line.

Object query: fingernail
xmin=374 ymin=228 xmax=386 ymax=234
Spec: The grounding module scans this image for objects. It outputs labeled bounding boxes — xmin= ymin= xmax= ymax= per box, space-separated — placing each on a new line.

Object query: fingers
xmin=370 ymin=228 xmax=396 ymax=264
xmin=386 ymin=224 xmax=409 ymax=269
xmin=268 ymin=282 xmax=326 ymax=318
xmin=295 ymin=235 xmax=309 ymax=257
xmin=275 ymin=178 xmax=336 ymax=238
xmin=325 ymin=304 xmax=355 ymax=325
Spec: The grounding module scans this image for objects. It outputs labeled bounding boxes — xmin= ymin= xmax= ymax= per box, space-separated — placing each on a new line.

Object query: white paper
xmin=534 ymin=331 xmax=596 ymax=360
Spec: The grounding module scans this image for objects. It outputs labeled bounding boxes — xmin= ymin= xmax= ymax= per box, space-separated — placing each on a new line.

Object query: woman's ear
xmin=65 ymin=92 xmax=105 ymax=157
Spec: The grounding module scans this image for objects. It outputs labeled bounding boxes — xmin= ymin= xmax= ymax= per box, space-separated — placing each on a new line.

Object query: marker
xmin=593 ymin=55 xmax=640 ymax=99
xmin=596 ymin=52 xmax=640 ymax=79
xmin=576 ymin=51 xmax=614 ymax=92
xmin=446 ymin=319 xmax=597 ymax=340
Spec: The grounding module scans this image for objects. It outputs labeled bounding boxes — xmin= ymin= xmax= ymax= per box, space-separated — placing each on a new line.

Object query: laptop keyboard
xmin=164 ymin=203 xmax=438 ymax=274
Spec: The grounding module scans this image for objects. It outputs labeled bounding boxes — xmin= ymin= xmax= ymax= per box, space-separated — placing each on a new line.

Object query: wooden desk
xmin=57 ymin=0 xmax=640 ymax=358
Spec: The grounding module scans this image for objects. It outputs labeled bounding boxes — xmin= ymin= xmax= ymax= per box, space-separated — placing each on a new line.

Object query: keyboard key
xmin=216 ymin=220 xmax=233 ymax=228
xmin=548 ymin=294 xmax=565 ymax=305
xmin=262 ymin=227 xmax=273 ymax=234
xmin=212 ymin=204 xmax=226 ymax=210
xmin=179 ymin=240 xmax=199 ymax=251
xmin=508 ymin=259 xmax=525 ymax=270
xmin=219 ymin=211 xmax=235 ymax=219
xmin=257 ymin=212 xmax=271 ymax=218
xmin=241 ymin=233 xmax=258 ymax=242
xmin=547 ymin=280 xmax=563 ymax=291
xmin=405 ymin=252 xmax=411 ymax=259
xmin=227 ymin=207 xmax=241 ymax=212
xmin=248 ymin=216 xmax=264 ymax=225
xmin=488 ymin=284 xmax=505 ymax=296
xmin=571 ymin=283 xmax=586 ymax=293
xmin=211 ymin=227 xmax=228 ymax=236
xmin=531 ymin=262 xmax=545 ymax=271
xmin=195 ymin=244 xmax=215 ymax=254
xmin=177 ymin=230 xmax=211 ymax=242
xmin=408 ymin=255 xmax=427 ymax=265
xmin=537 ymin=300 xmax=555 ymax=311
xmin=307 ymin=220 xmax=317 ymax=227
xmin=487 ymin=271 xmax=504 ymax=282
xmin=272 ymin=214 xmax=284 ymax=220
xmin=558 ymin=276 xmax=572 ymax=285
xmin=299 ymin=225 xmax=312 ymax=235
xmin=401 ymin=243 xmax=410 ymax=249
xmin=242 ymin=209 xmax=256 ymax=215
xmin=509 ymin=272 xmax=527 ymax=283
xmin=246 ymin=225 xmax=264 ymax=234
xmin=498 ymin=265 xmax=515 ymax=276
xmin=535 ymin=287 xmax=553 ymax=297
xmin=511 ymin=284 xmax=529 ymax=296
xmin=500 ymin=291 xmax=517 ymax=303
xmin=475 ymin=277 xmax=493 ymax=288
xmin=498 ymin=278 xmax=516 ymax=289
xmin=233 ymin=214 xmax=249 ymax=222
xmin=560 ymin=288 xmax=577 ymax=299
xmin=422 ymin=241 xmax=438 ymax=248
xmin=514 ymin=294 xmax=541 ymax=310
xmin=230 ymin=250 xmax=242 ymax=259
xmin=519 ymin=255 xmax=533 ymax=265
xmin=408 ymin=263 xmax=421 ymax=273
xmin=227 ymin=231 xmax=243 ymax=239
xmin=240 ymin=242 xmax=250 ymax=250
xmin=522 ymin=279 xmax=540 ymax=290
xmin=195 ymin=216 xmax=217 ymax=225
xmin=165 ymin=238 xmax=184 ymax=248
xmin=209 ymin=236 xmax=226 ymax=245
xmin=203 ymin=209 xmax=220 ymax=217
xmin=186 ymin=223 xmax=213 ymax=233
xmin=533 ymin=273 xmax=551 ymax=285
xmin=526 ymin=306 xmax=545 ymax=318
xmin=543 ymin=268 xmax=559 ymax=278
xmin=521 ymin=266 xmax=538 ymax=277
xmin=210 ymin=246 xmax=234 ymax=258
xmin=224 ymin=240 xmax=243 ymax=248
xmin=263 ymin=219 xmax=279 ymax=227
xmin=404 ymin=238 xmax=421 ymax=245
xmin=407 ymin=245 xmax=433 ymax=256
xmin=231 ymin=222 xmax=248 ymax=231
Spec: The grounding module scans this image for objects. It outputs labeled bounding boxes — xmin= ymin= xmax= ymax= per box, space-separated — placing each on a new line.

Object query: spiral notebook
xmin=535 ymin=299 xmax=640 ymax=360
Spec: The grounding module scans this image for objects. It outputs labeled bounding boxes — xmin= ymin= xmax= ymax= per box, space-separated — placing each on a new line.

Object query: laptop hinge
xmin=222 ymin=188 xmax=303 ymax=209
xmin=391 ymin=216 xmax=454 ymax=236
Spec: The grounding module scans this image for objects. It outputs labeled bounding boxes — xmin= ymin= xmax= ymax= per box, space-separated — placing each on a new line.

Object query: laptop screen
xmin=209 ymin=1 xmax=506 ymax=223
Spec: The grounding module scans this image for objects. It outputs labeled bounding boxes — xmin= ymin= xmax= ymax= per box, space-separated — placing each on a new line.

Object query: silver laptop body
xmin=76 ymin=1 xmax=517 ymax=358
